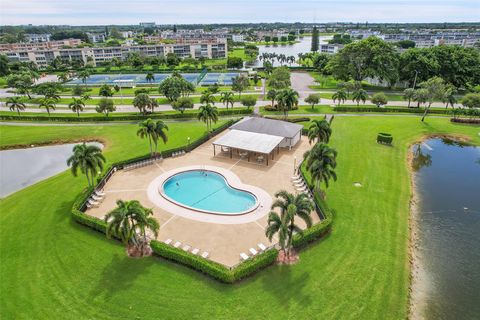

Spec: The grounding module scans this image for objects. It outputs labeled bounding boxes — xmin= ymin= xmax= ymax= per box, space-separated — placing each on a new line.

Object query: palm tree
xmin=66 ymin=143 xmax=105 ymax=187
xmin=303 ymin=143 xmax=337 ymax=197
xmin=145 ymin=72 xmax=155 ymax=83
xmin=219 ymin=91 xmax=234 ymax=110
xmin=39 ymin=98 xmax=56 ymax=116
xmin=351 ymin=88 xmax=368 ymax=106
xmin=266 ymin=191 xmax=313 ymax=260
xmin=78 ymin=70 xmax=91 ymax=84
xmin=153 ymin=120 xmax=168 ymax=155
xmin=200 ymin=91 xmax=216 ymax=105
xmin=137 ymin=119 xmax=157 ymax=156
xmin=197 ymin=104 xmax=218 ymax=130
xmin=44 ymin=90 xmax=60 ymax=101
xmin=307 ymin=118 xmax=332 ymax=144
xmin=68 ymin=98 xmax=85 ymax=117
xmin=6 ymin=96 xmax=26 ymax=115
xmin=267 ymin=89 xmax=277 ymax=108
xmin=105 ymin=200 xmax=159 ymax=257
xmin=332 ymin=89 xmax=347 ymax=106
xmin=58 ymin=72 xmax=69 ymax=83
xmin=276 ymin=88 xmax=299 ymax=119
xmin=133 ymin=93 xmax=151 ymax=115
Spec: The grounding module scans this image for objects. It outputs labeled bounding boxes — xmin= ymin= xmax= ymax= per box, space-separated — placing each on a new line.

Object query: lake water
xmin=411 ymin=138 xmax=480 ymax=319
xmin=251 ymin=35 xmax=332 ymax=67
xmin=0 ymin=142 xmax=102 ymax=198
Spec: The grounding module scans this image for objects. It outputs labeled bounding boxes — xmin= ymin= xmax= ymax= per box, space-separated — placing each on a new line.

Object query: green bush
xmin=71 ymin=189 xmax=107 ymax=234
xmin=377 ymin=132 xmax=393 ymax=144
xmin=334 ymin=106 xmax=449 ymax=115
xmin=232 ymin=249 xmax=278 ymax=281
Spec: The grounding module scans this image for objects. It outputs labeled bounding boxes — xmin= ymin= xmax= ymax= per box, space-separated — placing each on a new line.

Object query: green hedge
xmin=377 ymin=132 xmax=393 ymax=144
xmin=0 ymin=109 xmax=252 ymax=122
xmin=71 ymin=189 xmax=108 ymax=234
xmin=334 ymin=106 xmax=449 ymax=115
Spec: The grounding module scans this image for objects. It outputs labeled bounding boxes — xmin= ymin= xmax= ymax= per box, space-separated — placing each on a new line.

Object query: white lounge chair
xmin=296 ymin=186 xmax=308 ymax=192
xmin=240 ymin=253 xmax=249 ymax=261
xmin=291 ymin=175 xmax=300 ymax=180
xmin=95 ymin=190 xmax=106 ymax=197
xmin=249 ymin=248 xmax=258 ymax=256
xmin=258 ymin=243 xmax=267 ymax=252
xmin=201 ymin=251 xmax=209 ymax=259
xmin=174 ymin=241 xmax=181 ymax=248
xmin=86 ymin=202 xmax=97 ymax=209
xmin=164 ymin=239 xmax=173 ymax=245
xmin=91 ymin=194 xmax=103 ymax=201
xmin=88 ymin=199 xmax=100 ymax=206
xmin=182 ymin=245 xmax=191 ymax=252
xmin=191 ymin=248 xmax=200 ymax=255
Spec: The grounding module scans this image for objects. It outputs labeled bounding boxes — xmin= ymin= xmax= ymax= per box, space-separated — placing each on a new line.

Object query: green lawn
xmin=1 ymin=117 xmax=478 ymax=319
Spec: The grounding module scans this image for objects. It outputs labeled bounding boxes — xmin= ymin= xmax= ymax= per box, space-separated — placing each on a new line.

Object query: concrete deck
xmin=86 ymin=133 xmax=319 ymax=267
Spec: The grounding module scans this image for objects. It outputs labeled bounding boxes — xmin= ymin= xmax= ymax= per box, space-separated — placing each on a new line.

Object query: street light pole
xmin=412 ymin=70 xmax=419 ymax=89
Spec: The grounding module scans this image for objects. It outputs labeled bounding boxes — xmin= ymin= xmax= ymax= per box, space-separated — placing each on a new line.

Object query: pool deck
xmin=85 ymin=133 xmax=319 ymax=267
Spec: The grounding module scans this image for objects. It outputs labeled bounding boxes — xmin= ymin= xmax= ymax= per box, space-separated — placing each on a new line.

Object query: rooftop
xmin=230 ymin=117 xmax=303 ymax=138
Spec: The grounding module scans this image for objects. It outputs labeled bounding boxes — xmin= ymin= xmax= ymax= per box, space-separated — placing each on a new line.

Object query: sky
xmin=1 ymin=0 xmax=479 ymax=25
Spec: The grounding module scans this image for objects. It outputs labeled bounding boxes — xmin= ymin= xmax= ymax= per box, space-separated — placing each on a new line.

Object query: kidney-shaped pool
xmin=162 ymin=170 xmax=258 ymax=215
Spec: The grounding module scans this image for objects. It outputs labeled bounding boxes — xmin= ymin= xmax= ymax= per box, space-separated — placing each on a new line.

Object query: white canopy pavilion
xmin=212 ymin=130 xmax=284 ymax=166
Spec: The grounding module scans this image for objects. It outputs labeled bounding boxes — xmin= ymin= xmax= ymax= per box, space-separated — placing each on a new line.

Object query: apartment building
xmin=4 ymin=40 xmax=227 ymax=67
xmin=87 ymin=32 xmax=106 ymax=43
xmin=0 ymin=39 xmax=82 ymax=52
xmin=319 ymin=44 xmax=343 ymax=54
xmin=25 ymin=33 xmax=52 ymax=43
xmin=380 ymin=32 xmax=480 ymax=48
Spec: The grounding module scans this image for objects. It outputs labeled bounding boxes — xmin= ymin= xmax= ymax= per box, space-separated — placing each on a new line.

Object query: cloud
xmin=1 ymin=0 xmax=479 ymax=25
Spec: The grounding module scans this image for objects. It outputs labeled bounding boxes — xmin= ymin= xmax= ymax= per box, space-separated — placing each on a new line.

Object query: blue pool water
xmin=66 ymin=72 xmax=239 ymax=86
xmin=162 ymin=170 xmax=257 ymax=214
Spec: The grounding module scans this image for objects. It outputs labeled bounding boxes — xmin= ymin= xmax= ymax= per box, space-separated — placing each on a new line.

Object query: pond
xmin=411 ymin=138 xmax=480 ymax=319
xmin=0 ymin=142 xmax=103 ymax=198
xmin=251 ymin=35 xmax=332 ymax=67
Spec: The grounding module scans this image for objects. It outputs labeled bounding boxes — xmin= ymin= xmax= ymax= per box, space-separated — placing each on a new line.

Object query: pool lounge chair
xmin=258 ymin=243 xmax=267 ymax=252
xmin=182 ymin=245 xmax=191 ymax=252
xmin=249 ymin=248 xmax=258 ymax=256
xmin=201 ymin=251 xmax=209 ymax=259
xmin=88 ymin=199 xmax=100 ymax=206
xmin=174 ymin=241 xmax=181 ymax=248
xmin=95 ymin=190 xmax=106 ymax=197
xmin=164 ymin=239 xmax=173 ymax=245
xmin=91 ymin=194 xmax=103 ymax=201
xmin=192 ymin=248 xmax=200 ymax=255
xmin=240 ymin=252 xmax=249 ymax=261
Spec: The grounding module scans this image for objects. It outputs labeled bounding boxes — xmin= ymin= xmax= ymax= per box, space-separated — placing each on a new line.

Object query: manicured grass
xmin=1 ymin=117 xmax=478 ymax=319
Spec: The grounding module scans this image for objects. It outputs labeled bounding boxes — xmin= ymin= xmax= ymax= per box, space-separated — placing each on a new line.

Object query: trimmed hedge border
xmin=70 ymin=117 xmax=333 ymax=282
xmin=451 ymin=118 xmax=480 ymax=124
xmin=334 ymin=106 xmax=449 ymax=115
xmin=0 ymin=108 xmax=252 ymax=122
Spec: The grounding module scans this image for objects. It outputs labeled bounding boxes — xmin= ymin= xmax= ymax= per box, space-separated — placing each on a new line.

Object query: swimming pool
xmin=162 ymin=170 xmax=257 ymax=215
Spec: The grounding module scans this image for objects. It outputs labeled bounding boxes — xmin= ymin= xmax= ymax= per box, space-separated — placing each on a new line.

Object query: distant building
xmin=319 ymin=44 xmax=343 ymax=54
xmin=87 ymin=32 xmax=106 ymax=43
xmin=231 ymin=34 xmax=245 ymax=42
xmin=25 ymin=33 xmax=51 ymax=43
xmin=0 ymin=39 xmax=82 ymax=52
xmin=380 ymin=32 xmax=480 ymax=48
xmin=121 ymin=31 xmax=134 ymax=39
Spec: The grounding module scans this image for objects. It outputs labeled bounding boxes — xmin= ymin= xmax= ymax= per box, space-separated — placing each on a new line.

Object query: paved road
xmin=291 ymin=72 xmax=316 ymax=98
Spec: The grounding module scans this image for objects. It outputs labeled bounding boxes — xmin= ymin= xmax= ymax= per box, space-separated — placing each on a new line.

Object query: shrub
xmin=240 ymin=95 xmax=257 ymax=109
xmin=333 ymin=106 xmax=449 ymax=115
xmin=371 ymin=92 xmax=388 ymax=107
xmin=377 ymin=132 xmax=393 ymax=145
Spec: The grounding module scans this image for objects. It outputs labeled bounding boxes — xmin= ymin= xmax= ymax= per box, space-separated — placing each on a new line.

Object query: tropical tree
xmin=200 ymin=91 xmax=216 ymax=105
xmin=231 ymin=74 xmax=250 ymax=98
xmin=57 ymin=72 xmax=69 ymax=82
xmin=158 ymin=75 xmax=194 ymax=101
xmin=68 ymin=98 xmax=85 ymax=117
xmin=6 ymin=96 xmax=26 ymax=115
xmin=419 ymin=77 xmax=447 ymax=121
xmin=197 ymin=104 xmax=218 ymax=130
xmin=66 ymin=143 xmax=105 ymax=187
xmin=39 ymin=98 xmax=56 ymax=116
xmin=351 ymin=88 xmax=368 ymax=106
xmin=413 ymin=88 xmax=429 ymax=108
xmin=267 ymin=89 xmax=277 ymax=108
xmin=442 ymin=85 xmax=457 ymax=109
xmin=371 ymin=92 xmax=388 ymax=108
xmin=95 ymin=98 xmax=116 ymax=117
xmin=276 ymin=88 xmax=299 ymax=119
xmin=332 ymin=89 xmax=347 ymax=106
xmin=78 ymin=70 xmax=91 ymax=84
xmin=98 ymin=84 xmax=113 ymax=97
xmin=44 ymin=89 xmax=60 ymax=101
xmin=403 ymin=88 xmax=415 ymax=108
xmin=461 ymin=93 xmax=480 ymax=109
xmin=171 ymin=97 xmax=194 ymax=114
xmin=240 ymin=95 xmax=257 ymax=110
xmin=146 ymin=72 xmax=155 ymax=83
xmin=104 ymin=200 xmax=160 ymax=257
xmin=219 ymin=91 xmax=234 ymax=110
xmin=303 ymin=143 xmax=338 ymax=197
xmin=305 ymin=94 xmax=320 ymax=109
xmin=265 ymin=191 xmax=313 ymax=261
xmin=137 ymin=118 xmax=168 ymax=156
xmin=307 ymin=118 xmax=332 ymax=144
xmin=133 ymin=93 xmax=151 ymax=115
xmin=267 ymin=66 xmax=291 ymax=90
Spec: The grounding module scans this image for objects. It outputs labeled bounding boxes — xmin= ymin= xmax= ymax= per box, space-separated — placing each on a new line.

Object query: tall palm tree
xmin=145 ymin=72 xmax=155 ymax=83
xmin=200 ymin=91 xmax=216 ymax=105
xmin=276 ymin=88 xmax=299 ymax=119
xmin=267 ymin=89 xmax=277 ymax=108
xmin=303 ymin=143 xmax=337 ymax=197
xmin=68 ymin=98 xmax=85 ymax=117
xmin=44 ymin=90 xmax=60 ymax=101
xmin=220 ymin=91 xmax=234 ymax=110
xmin=332 ymin=89 xmax=347 ymax=106
xmin=67 ymin=143 xmax=105 ymax=187
xmin=307 ymin=118 xmax=332 ymax=144
xmin=105 ymin=200 xmax=160 ymax=257
xmin=78 ymin=70 xmax=91 ymax=84
xmin=137 ymin=118 xmax=157 ymax=156
xmin=266 ymin=191 xmax=313 ymax=260
xmin=351 ymin=88 xmax=368 ymax=106
xmin=197 ymin=104 xmax=218 ymax=130
xmin=6 ymin=96 xmax=26 ymax=115
xmin=153 ymin=120 xmax=168 ymax=155
xmin=39 ymin=98 xmax=56 ymax=116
